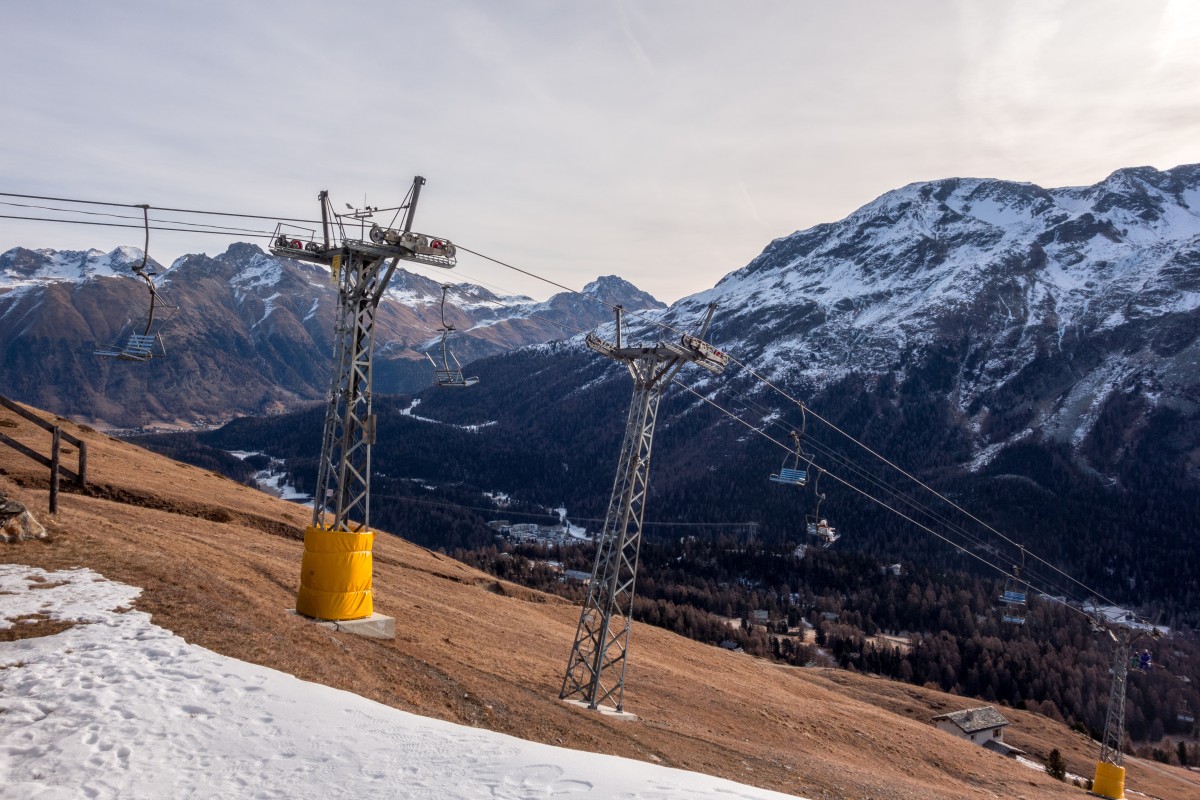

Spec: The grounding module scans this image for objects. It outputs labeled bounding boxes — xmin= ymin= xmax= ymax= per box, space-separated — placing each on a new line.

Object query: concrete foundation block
xmin=292 ymin=610 xmax=396 ymax=640
xmin=561 ymin=698 xmax=639 ymax=721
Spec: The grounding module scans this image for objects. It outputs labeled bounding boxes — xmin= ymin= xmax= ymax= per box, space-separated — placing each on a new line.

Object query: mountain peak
xmin=217 ymin=242 xmax=267 ymax=262
xmin=581 ymin=275 xmax=665 ymax=309
xmin=0 ymin=245 xmax=157 ymax=285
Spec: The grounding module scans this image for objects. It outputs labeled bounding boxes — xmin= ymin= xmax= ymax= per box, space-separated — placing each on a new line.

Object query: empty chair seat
xmin=433 ymin=367 xmax=479 ymax=388
xmin=770 ymin=467 xmax=808 ymax=485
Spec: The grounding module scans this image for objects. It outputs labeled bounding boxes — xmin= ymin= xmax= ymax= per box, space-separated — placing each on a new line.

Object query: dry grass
xmin=0 ymin=614 xmax=76 ymax=641
xmin=1 ymin=398 xmax=1197 ymax=800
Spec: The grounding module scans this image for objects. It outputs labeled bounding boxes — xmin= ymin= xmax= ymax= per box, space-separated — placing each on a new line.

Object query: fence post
xmin=78 ymin=440 xmax=87 ymax=488
xmin=50 ymin=426 xmax=60 ymax=514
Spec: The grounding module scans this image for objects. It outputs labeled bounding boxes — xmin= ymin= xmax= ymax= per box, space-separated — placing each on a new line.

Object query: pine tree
xmin=1045 ymin=748 xmax=1067 ymax=781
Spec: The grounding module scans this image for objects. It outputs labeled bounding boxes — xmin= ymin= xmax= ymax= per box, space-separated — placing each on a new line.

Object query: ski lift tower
xmin=1092 ymin=620 xmax=1163 ymax=800
xmin=560 ymin=303 xmax=728 ymax=714
xmin=269 ymin=176 xmax=457 ymax=625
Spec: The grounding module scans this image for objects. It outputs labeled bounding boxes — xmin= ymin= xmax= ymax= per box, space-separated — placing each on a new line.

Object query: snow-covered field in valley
xmin=0 ymin=564 xmax=802 ymax=800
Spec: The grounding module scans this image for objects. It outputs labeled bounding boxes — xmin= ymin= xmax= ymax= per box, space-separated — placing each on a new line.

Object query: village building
xmin=931 ymin=707 xmax=1024 ymax=757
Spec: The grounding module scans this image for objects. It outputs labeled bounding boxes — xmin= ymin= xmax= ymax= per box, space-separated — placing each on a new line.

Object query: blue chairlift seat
xmin=998 ymin=585 xmax=1027 ymax=624
xmin=770 ymin=467 xmax=807 ymax=486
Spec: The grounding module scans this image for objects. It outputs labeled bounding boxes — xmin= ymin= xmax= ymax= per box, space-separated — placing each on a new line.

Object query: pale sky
xmin=2 ymin=1 xmax=1198 ymax=302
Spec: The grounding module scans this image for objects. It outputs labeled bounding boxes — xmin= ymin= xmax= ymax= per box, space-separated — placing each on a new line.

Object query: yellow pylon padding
xmin=295 ymin=526 xmax=374 ymax=621
xmin=1092 ymin=761 xmax=1125 ymax=799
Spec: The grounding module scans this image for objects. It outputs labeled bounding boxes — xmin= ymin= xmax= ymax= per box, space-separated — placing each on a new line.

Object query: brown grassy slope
xmin=1 ymin=402 xmax=1197 ymax=800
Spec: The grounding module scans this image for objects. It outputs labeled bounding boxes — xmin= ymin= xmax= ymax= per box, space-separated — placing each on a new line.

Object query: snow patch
xmin=554 ymin=507 xmax=589 ymax=539
xmin=399 ymin=398 xmax=497 ymax=433
xmin=0 ymin=564 xmax=801 ymax=799
xmin=227 ymin=450 xmax=310 ymax=502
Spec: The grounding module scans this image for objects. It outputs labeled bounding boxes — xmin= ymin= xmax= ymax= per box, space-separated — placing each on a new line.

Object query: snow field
xmin=0 ymin=565 xmax=802 ymax=800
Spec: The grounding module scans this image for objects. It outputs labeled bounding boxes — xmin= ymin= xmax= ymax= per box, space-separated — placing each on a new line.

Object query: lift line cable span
xmin=714 ymin=381 xmax=1002 ymax=543
xmin=690 ymin=374 xmax=1104 ymax=609
xmin=0 ymin=200 xmax=278 ymax=236
xmin=0 ymin=190 xmax=325 ymax=224
xmin=720 ymin=353 xmax=1125 ymax=611
xmin=705 ymin=379 xmax=1090 ymax=606
xmin=0 ymin=213 xmax=280 ymax=239
xmin=703 ymin=384 xmax=1122 ymax=613
xmin=669 ymin=377 xmax=1105 ymax=623
xmin=670 ymin=378 xmax=1012 ymax=576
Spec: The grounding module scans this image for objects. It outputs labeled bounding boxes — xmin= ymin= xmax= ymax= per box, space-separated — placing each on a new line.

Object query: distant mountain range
xmin=0 ymin=243 xmax=664 ymax=427
xmin=287 ymin=163 xmax=1196 ymax=614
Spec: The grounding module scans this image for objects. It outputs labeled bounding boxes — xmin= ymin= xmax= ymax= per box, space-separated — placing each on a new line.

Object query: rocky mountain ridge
xmin=652 ymin=164 xmax=1200 ymax=482
xmin=0 ymin=242 xmax=663 ymax=427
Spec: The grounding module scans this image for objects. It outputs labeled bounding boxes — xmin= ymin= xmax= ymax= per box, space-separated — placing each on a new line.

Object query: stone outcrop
xmin=0 ymin=497 xmax=47 ymax=542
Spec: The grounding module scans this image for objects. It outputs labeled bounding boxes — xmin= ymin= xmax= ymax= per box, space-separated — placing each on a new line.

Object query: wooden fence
xmin=0 ymin=394 xmax=87 ymax=513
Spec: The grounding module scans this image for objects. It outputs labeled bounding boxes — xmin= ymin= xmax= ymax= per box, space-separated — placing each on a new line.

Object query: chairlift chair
xmin=770 ymin=428 xmax=808 ymax=486
xmin=998 ymin=548 xmax=1028 ymax=625
xmin=803 ymin=468 xmax=840 ymax=547
xmin=806 ymin=517 xmax=840 ymax=547
xmin=95 ymin=205 xmax=176 ymax=362
xmin=96 ymin=332 xmax=164 ymax=362
xmin=427 ymin=285 xmax=478 ymax=388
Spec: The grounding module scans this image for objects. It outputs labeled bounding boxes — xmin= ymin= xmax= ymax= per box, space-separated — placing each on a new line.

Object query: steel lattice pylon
xmin=312 ymin=248 xmax=387 ymax=532
xmin=560 ymin=304 xmax=727 ymax=712
xmin=1100 ymin=634 xmax=1129 ymax=767
xmin=269 ymin=177 xmax=458 ymax=534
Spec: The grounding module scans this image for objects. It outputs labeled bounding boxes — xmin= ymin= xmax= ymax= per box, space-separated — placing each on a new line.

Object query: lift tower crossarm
xmin=560 ymin=303 xmax=726 ymax=713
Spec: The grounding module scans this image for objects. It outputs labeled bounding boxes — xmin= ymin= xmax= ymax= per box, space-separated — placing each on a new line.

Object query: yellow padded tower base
xmin=1091 ymin=761 xmax=1125 ymax=799
xmin=295 ymin=527 xmax=374 ymax=621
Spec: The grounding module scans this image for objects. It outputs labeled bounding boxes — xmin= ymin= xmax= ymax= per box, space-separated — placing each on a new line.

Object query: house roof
xmin=983 ymin=738 xmax=1025 ymax=757
xmin=931 ymin=706 xmax=1009 ymax=734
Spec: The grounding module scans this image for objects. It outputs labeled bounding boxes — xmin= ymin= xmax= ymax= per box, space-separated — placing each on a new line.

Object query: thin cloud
xmin=2 ymin=1 xmax=1197 ymax=303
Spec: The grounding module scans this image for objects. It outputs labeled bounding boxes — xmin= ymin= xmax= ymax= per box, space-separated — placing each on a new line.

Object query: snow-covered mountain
xmin=656 ymin=164 xmax=1200 ymax=479
xmin=0 ymin=245 xmax=150 ymax=284
xmin=378 ymin=165 xmax=1199 ymax=610
xmin=0 ymin=243 xmax=663 ymax=427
